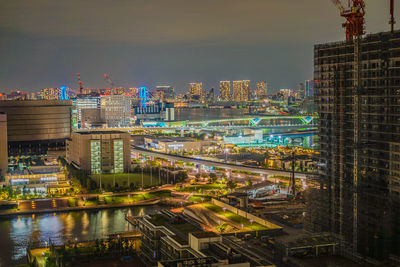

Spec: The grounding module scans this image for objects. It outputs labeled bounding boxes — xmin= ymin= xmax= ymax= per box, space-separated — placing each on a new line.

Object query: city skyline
xmin=0 ymin=0 xmax=391 ymax=93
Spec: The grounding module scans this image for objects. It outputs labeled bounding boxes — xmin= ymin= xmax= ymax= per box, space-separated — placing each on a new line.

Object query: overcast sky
xmin=0 ymin=0 xmax=394 ymax=93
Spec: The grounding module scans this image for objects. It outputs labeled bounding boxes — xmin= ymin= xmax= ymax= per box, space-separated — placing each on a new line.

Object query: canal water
xmin=0 ymin=206 xmax=163 ymax=266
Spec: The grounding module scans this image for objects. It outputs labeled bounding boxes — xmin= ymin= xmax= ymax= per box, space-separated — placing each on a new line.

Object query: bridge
xmin=76 ymin=115 xmax=317 ymax=133
xmin=168 ymin=115 xmax=317 ymax=127
xmin=131 ymin=146 xmax=308 ymax=179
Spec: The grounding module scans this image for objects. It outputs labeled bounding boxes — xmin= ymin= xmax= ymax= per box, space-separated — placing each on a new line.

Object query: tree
xmin=227 ymin=180 xmax=237 ymax=189
xmin=245 ymin=179 xmax=253 ymax=187
xmin=209 ymin=173 xmax=217 ymax=183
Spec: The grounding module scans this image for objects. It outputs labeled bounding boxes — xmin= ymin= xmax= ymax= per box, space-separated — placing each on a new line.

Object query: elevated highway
xmin=131 ymin=146 xmax=308 ymax=179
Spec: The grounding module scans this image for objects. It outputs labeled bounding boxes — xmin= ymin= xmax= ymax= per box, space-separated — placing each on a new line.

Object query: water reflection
xmin=0 ymin=206 xmax=163 ymax=266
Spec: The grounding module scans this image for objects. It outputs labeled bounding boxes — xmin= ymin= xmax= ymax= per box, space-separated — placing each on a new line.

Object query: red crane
xmin=332 ymin=0 xmax=365 ymax=42
xmin=77 ymin=73 xmax=84 ymax=94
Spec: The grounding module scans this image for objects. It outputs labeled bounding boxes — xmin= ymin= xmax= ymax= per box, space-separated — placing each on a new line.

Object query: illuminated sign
xmin=167 ymin=143 xmax=184 ymax=149
xmin=11 ymin=179 xmax=29 ymax=183
xmin=40 ymin=176 xmax=58 ymax=181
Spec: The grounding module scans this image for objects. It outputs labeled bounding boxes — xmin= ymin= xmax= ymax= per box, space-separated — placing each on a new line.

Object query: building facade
xmin=314 ymin=31 xmax=400 ymax=263
xmin=219 ymin=81 xmax=231 ymax=101
xmin=0 ymin=100 xmax=72 ymax=156
xmin=101 ymin=94 xmax=131 ymax=127
xmin=0 ymin=113 xmax=7 ymax=177
xmin=232 ymin=80 xmax=250 ymax=101
xmin=66 ymin=131 xmax=130 ymax=174
xmin=255 ymin=81 xmax=268 ymax=100
xmin=72 ymin=96 xmax=101 ymax=129
xmin=189 ymin=82 xmax=203 ymax=101
xmin=40 ymin=87 xmax=69 ymax=100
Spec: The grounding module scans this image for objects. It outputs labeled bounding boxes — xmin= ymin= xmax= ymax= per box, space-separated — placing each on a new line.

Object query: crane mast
xmin=77 ymin=73 xmax=84 ymax=95
xmin=390 ymin=0 xmax=396 ymax=33
xmin=331 ymin=0 xmax=365 ymax=42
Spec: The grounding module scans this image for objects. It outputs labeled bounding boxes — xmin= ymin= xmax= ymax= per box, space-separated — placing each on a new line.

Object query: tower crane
xmin=331 ymin=0 xmax=365 ymax=42
xmin=77 ymin=73 xmax=84 ymax=94
xmin=390 ymin=0 xmax=396 ymax=33
xmin=103 ymin=73 xmax=117 ymax=94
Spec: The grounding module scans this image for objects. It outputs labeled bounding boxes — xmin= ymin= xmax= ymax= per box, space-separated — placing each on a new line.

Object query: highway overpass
xmin=131 ymin=146 xmax=308 ymax=179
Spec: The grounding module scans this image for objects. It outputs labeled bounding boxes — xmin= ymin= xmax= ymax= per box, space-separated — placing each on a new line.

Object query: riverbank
xmin=0 ymin=198 xmax=161 ymax=218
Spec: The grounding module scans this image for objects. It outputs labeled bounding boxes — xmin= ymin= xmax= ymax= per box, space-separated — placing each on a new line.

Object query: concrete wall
xmin=211 ymin=198 xmax=281 ymax=230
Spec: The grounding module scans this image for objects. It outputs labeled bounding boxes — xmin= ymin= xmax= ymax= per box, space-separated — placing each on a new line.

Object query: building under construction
xmin=313 ymin=30 xmax=400 ymax=264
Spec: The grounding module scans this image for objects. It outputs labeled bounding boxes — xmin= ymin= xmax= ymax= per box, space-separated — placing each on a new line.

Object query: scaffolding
xmin=313 ymin=30 xmax=400 ymax=264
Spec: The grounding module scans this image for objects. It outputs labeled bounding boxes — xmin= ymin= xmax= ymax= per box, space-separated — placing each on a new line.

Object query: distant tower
xmin=255 ymin=81 xmax=268 ymax=100
xmin=139 ymin=87 xmax=149 ymax=108
xmin=189 ymin=82 xmax=203 ymax=101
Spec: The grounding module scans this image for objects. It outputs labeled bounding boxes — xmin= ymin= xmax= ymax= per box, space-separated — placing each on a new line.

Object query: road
xmin=132 ymin=146 xmax=308 ymax=179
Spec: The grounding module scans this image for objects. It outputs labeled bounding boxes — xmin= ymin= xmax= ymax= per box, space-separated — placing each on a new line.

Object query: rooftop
xmin=190 ymin=232 xmax=220 ymax=239
xmin=75 ymin=130 xmax=128 ymax=135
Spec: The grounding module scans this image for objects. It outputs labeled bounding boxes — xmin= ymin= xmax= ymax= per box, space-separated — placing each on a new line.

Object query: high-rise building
xmin=313 ymin=30 xmax=400 ymax=263
xmin=298 ymin=83 xmax=305 ymax=99
xmin=305 ymin=80 xmax=315 ymax=97
xmin=232 ymin=80 xmax=250 ymax=101
xmin=219 ymin=81 xmax=231 ymax=101
xmin=0 ymin=113 xmax=7 ymax=177
xmin=189 ymin=82 xmax=202 ymax=101
xmin=101 ymin=95 xmax=131 ymax=127
xmin=155 ymin=86 xmax=174 ymax=102
xmin=66 ymin=131 xmax=130 ymax=174
xmin=255 ymin=81 xmax=268 ymax=100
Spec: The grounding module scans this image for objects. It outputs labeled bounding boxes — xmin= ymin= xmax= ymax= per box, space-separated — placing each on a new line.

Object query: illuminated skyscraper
xmin=232 ymin=80 xmax=250 ymax=101
xmin=255 ymin=81 xmax=268 ymax=99
xmin=219 ymin=81 xmax=231 ymax=101
xmin=305 ymin=80 xmax=314 ymax=97
xmin=189 ymin=82 xmax=202 ymax=100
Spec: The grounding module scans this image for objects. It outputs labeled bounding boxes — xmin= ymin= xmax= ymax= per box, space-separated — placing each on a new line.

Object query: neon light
xmin=139 ymin=87 xmax=149 ymax=108
xmin=59 ymin=86 xmax=69 ymax=100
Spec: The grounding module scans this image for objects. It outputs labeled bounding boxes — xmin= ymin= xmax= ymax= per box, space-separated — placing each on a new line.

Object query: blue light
xmin=59 ymin=86 xmax=69 ymax=100
xmin=139 ymin=87 xmax=149 ymax=108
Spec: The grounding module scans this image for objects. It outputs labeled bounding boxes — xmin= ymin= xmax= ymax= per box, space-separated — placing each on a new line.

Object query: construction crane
xmin=76 ymin=73 xmax=84 ymax=94
xmin=331 ymin=0 xmax=365 ymax=42
xmin=390 ymin=0 xmax=396 ymax=33
xmin=103 ymin=73 xmax=116 ymax=94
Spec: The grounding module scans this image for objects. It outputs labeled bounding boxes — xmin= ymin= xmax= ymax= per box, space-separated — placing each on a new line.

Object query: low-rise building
xmin=5 ymin=166 xmax=70 ymax=194
xmin=223 ymin=129 xmax=263 ymax=145
xmin=144 ymin=136 xmax=211 ymax=153
xmin=66 ymin=131 xmax=130 ymax=174
xmin=133 ymin=209 xmax=264 ymax=267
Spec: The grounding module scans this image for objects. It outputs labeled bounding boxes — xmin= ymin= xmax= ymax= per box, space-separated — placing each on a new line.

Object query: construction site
xmin=310 ymin=0 xmax=400 ymax=265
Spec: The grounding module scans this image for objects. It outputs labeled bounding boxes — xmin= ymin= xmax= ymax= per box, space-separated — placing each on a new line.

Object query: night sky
xmin=0 ymin=0 xmax=393 ymax=93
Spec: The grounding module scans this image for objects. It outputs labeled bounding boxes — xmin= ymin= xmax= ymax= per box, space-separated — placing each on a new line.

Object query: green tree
xmin=226 ymin=180 xmax=237 ymax=189
xmin=245 ymin=179 xmax=253 ymax=186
